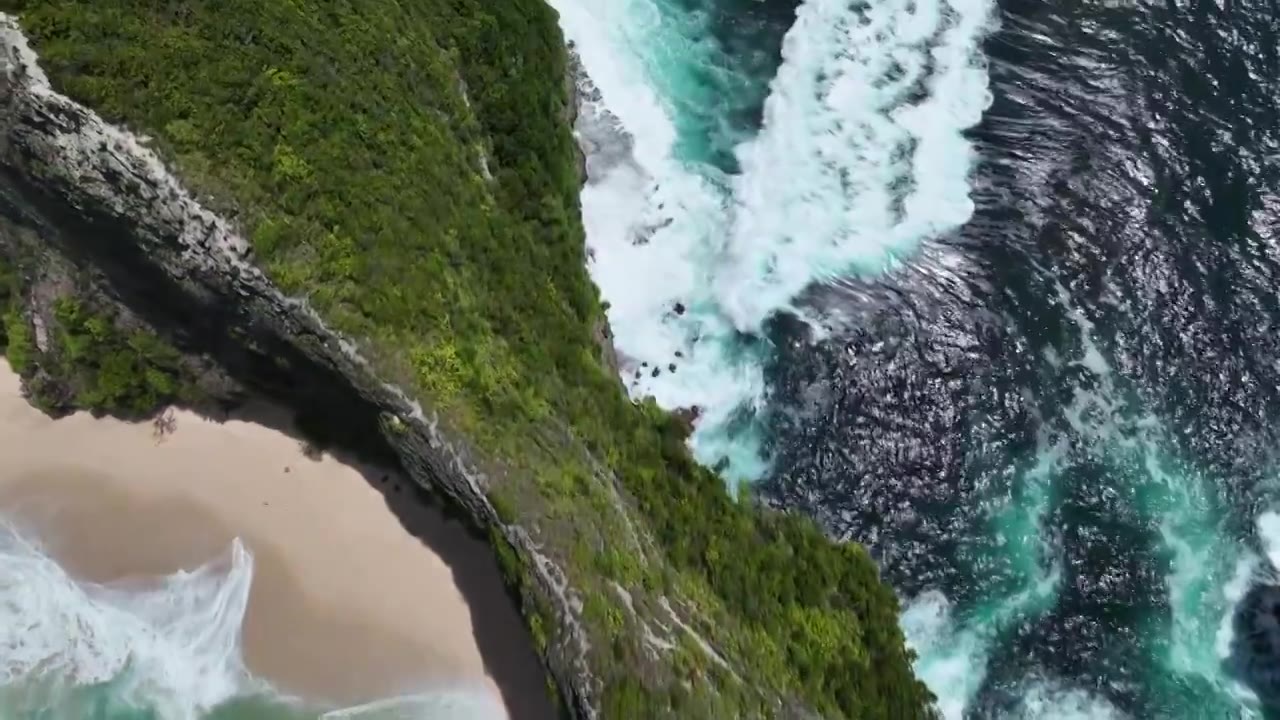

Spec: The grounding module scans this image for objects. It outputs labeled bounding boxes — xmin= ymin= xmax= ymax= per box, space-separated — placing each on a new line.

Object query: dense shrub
xmin=1 ymin=286 xmax=191 ymax=415
xmin=4 ymin=2 xmax=935 ymax=716
xmin=47 ymin=297 xmax=189 ymax=415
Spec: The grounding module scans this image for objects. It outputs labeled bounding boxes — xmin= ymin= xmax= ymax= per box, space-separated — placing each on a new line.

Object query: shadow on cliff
xmin=0 ymin=172 xmax=561 ymax=719
xmin=231 ymin=401 xmax=560 ymax=720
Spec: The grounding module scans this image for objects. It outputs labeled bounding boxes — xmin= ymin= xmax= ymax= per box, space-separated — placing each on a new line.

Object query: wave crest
xmin=557 ymin=0 xmax=993 ymax=477
xmin=0 ymin=523 xmax=253 ymax=719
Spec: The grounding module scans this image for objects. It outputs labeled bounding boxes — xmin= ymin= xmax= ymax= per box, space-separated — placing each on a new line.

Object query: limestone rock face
xmin=0 ymin=17 xmax=600 ymax=718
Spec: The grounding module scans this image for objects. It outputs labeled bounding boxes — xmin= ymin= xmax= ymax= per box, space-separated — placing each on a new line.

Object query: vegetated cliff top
xmin=0 ymin=1 xmax=935 ymax=717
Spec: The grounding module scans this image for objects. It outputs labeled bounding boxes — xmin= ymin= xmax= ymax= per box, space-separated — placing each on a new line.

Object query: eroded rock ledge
xmin=0 ymin=17 xmax=599 ymax=717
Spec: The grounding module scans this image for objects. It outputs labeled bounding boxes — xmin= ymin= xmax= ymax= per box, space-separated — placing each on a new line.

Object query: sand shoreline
xmin=0 ymin=360 xmax=545 ymax=716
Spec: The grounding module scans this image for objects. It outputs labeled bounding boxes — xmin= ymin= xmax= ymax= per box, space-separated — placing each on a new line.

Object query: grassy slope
xmin=2 ymin=1 xmax=935 ymax=717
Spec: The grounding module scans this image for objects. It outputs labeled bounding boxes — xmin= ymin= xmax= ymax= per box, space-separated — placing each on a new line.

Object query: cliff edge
xmin=0 ymin=3 xmax=935 ymax=718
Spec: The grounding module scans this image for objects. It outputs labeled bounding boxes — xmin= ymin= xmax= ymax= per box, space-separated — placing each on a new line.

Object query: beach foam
xmin=0 ymin=526 xmax=252 ymax=719
xmin=0 ymin=361 xmax=515 ymax=718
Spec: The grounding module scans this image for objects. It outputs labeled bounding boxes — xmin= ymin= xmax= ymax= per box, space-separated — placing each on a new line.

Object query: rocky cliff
xmin=0 ymin=6 xmax=938 ymax=717
xmin=0 ymin=17 xmax=601 ymax=715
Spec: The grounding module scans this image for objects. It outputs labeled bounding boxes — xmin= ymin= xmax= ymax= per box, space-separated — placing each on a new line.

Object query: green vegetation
xmin=44 ymin=297 xmax=192 ymax=415
xmin=0 ymin=274 xmax=194 ymax=416
xmin=0 ymin=262 xmax=28 ymax=373
xmin=0 ymin=257 xmax=34 ymax=375
xmin=6 ymin=1 xmax=935 ymax=717
xmin=2 ymin=306 xmax=33 ymax=376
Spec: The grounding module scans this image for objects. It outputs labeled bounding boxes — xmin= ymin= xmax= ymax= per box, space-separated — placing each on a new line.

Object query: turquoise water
xmin=0 ymin=681 xmax=312 ymax=720
xmin=558 ymin=0 xmax=992 ymax=482
xmin=6 ymin=0 xmax=1278 ymax=715
xmin=0 ymin=526 xmax=504 ymax=720
xmin=560 ymin=0 xmax=1280 ymax=714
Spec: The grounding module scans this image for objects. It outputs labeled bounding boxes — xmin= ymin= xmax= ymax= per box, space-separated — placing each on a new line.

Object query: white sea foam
xmin=1213 ymin=552 xmax=1265 ymax=715
xmin=903 ymin=598 xmax=1133 ymax=720
xmin=719 ymin=0 xmax=995 ymax=331
xmin=0 ymin=523 xmax=254 ymax=719
xmin=904 ymin=609 xmax=1133 ymax=720
xmin=324 ymin=690 xmax=507 ymax=719
xmin=560 ymin=0 xmax=769 ymax=479
xmin=901 ymin=520 xmax=1060 ymax=717
xmin=1051 ymin=282 xmax=1258 ymax=711
xmin=555 ymin=0 xmax=993 ymax=477
xmin=901 ymin=590 xmax=990 ymax=720
xmin=0 ymin=522 xmax=509 ymax=720
xmin=1258 ymin=511 xmax=1280 ymax=572
xmin=899 ymin=431 xmax=1063 ymax=719
xmin=1004 ymin=680 xmax=1128 ymax=720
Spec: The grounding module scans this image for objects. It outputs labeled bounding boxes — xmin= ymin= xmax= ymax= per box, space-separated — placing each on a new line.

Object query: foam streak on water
xmin=564 ymin=0 xmax=1280 ymax=712
xmin=0 ymin=523 xmax=254 ymax=719
xmin=902 ymin=442 xmax=1062 ymax=719
xmin=1051 ymin=289 xmax=1254 ymax=718
xmin=720 ymin=0 xmax=994 ymax=331
xmin=0 ymin=523 xmax=505 ymax=720
xmin=1003 ymin=680 xmax=1127 ymax=720
xmin=901 ymin=282 xmax=1269 ymax=718
xmin=557 ymin=0 xmax=993 ymax=478
xmin=322 ymin=692 xmax=508 ymax=720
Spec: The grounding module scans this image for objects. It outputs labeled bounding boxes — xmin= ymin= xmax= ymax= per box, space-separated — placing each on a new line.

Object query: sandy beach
xmin=0 ymin=360 xmax=527 ymax=714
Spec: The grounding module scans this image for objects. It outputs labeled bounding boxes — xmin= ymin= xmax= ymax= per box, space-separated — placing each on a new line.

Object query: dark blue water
xmin=562 ymin=0 xmax=1280 ymax=714
xmin=761 ymin=0 xmax=1280 ymax=716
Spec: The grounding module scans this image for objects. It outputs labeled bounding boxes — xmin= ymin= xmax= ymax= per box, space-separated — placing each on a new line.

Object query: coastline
xmin=0 ymin=359 xmax=543 ymax=716
xmin=0 ymin=5 xmax=938 ymax=714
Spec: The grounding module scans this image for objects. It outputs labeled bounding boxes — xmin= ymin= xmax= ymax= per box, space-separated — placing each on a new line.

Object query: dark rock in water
xmin=673 ymin=301 xmax=686 ymax=315
xmin=651 ymin=367 xmax=661 ymax=377
xmin=1228 ymin=583 xmax=1280 ymax=710
xmin=668 ymin=363 xmax=677 ymax=372
xmin=673 ymin=405 xmax=701 ymax=432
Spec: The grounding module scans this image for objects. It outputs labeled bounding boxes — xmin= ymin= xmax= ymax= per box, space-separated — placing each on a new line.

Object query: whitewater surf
xmin=0 ymin=527 xmax=507 ymax=720
xmin=562 ymin=0 xmax=1280 ymax=715
xmin=0 ymin=365 xmax=519 ymax=720
xmin=559 ymin=0 xmax=993 ymax=482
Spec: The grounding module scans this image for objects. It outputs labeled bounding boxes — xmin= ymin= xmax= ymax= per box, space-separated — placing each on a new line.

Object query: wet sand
xmin=0 ymin=361 xmax=528 ymax=713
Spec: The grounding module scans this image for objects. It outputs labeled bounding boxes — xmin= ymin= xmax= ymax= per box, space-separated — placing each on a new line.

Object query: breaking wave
xmin=558 ymin=0 xmax=1280 ymax=713
xmin=556 ymin=0 xmax=993 ymax=480
xmin=0 ymin=522 xmax=504 ymax=720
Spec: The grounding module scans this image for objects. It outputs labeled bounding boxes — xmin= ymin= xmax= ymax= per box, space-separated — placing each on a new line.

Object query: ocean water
xmin=562 ymin=0 xmax=1280 ymax=714
xmin=563 ymin=0 xmax=992 ymax=481
xmin=0 ymin=523 xmax=505 ymax=720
